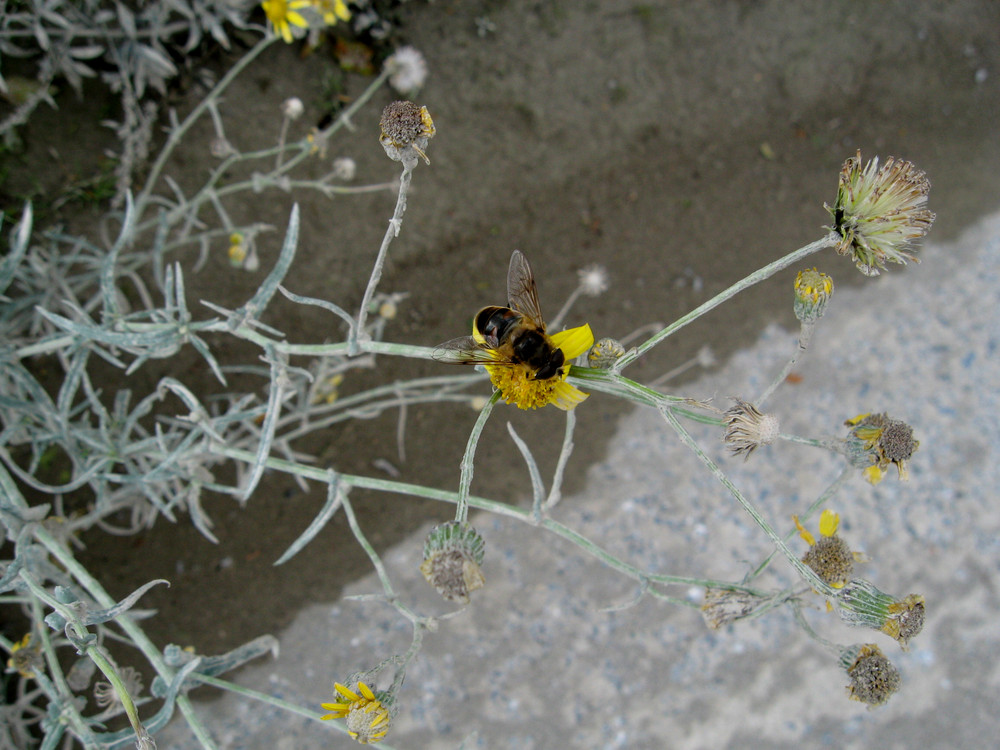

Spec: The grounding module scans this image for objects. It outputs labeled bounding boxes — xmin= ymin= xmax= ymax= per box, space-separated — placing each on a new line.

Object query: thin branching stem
xmin=756 ymin=318 xmax=818 ymax=407
xmin=351 ymin=162 xmax=415 ymax=355
xmin=657 ymin=404 xmax=835 ymax=596
xmin=613 ymin=235 xmax=836 ymax=372
xmin=456 ymin=391 xmax=501 ymax=524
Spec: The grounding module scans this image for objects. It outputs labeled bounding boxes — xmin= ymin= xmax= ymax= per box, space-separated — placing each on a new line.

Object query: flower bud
xmin=587 ymin=337 xmax=625 ymax=369
xmin=793 ymin=268 xmax=834 ymax=322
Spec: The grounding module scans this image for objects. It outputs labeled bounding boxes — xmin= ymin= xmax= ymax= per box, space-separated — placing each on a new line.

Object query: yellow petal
xmin=550 ymin=323 xmax=594 ymax=360
xmin=334 ymin=682 xmax=360 ymax=701
xmin=287 ymin=10 xmax=308 ymax=28
xmin=793 ymin=514 xmax=815 ymax=546
xmin=863 ymin=465 xmax=885 ymax=485
xmin=818 ymin=509 xmax=839 ymax=537
xmin=358 ymin=682 xmax=376 ymax=700
xmin=550 ymin=379 xmax=589 ymax=411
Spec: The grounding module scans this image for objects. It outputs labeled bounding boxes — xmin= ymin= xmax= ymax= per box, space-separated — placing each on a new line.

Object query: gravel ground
xmin=158 ymin=208 xmax=1000 ymax=750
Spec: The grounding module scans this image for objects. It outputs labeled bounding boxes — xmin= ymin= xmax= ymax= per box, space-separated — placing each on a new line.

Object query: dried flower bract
xmin=587 ymin=337 xmax=625 ymax=369
xmin=825 ymin=150 xmax=935 ymax=276
xmin=722 ymin=398 xmax=779 ymax=460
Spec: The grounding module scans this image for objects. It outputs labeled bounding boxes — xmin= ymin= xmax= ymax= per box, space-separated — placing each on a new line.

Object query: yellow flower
xmin=6 ymin=633 xmax=42 ymax=679
xmin=311 ymin=0 xmax=350 ymax=25
xmin=261 ymin=0 xmax=310 ymax=43
xmin=795 ymin=509 xmax=864 ymax=589
xmin=321 ymin=682 xmax=391 ymax=744
xmin=227 ymin=233 xmax=247 ymax=267
xmin=485 ymin=323 xmax=594 ymax=410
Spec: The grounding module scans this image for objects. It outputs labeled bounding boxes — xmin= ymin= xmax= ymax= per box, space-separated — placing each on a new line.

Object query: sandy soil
xmin=4 ymin=0 xmax=999 ymax=732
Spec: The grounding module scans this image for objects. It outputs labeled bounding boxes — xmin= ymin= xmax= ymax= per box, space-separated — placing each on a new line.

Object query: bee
xmin=434 ymin=250 xmax=566 ymax=380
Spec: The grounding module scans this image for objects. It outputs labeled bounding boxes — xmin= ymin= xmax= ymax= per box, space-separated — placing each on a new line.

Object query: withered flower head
xmin=795 ymin=509 xmax=863 ymax=589
xmin=420 ymin=521 xmax=486 ymax=604
xmin=841 ymin=643 xmax=901 ymax=707
xmin=837 ymin=579 xmax=925 ymax=649
xmin=844 ymin=412 xmax=919 ymax=484
xmin=825 ymin=150 xmax=935 ymax=276
xmin=379 ymin=101 xmax=436 ymax=166
xmin=700 ymin=587 xmax=770 ymax=630
xmin=722 ymin=398 xmax=779 ymax=460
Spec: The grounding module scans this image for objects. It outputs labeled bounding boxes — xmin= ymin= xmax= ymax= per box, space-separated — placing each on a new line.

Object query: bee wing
xmin=506 ymin=250 xmax=546 ymax=326
xmin=432 ymin=335 xmax=505 ymax=366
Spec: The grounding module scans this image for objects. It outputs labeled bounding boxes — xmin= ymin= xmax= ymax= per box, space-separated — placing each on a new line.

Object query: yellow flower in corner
xmin=321 ymin=681 xmax=391 ymax=744
xmin=6 ymin=633 xmax=42 ymax=678
xmin=312 ymin=0 xmax=350 ymax=26
xmin=484 ymin=323 xmax=594 ymax=410
xmin=261 ymin=0 xmax=310 ymax=43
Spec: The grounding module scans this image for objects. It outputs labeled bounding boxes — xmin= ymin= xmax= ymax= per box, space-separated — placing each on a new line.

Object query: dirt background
xmin=5 ymin=0 xmax=999 ymax=701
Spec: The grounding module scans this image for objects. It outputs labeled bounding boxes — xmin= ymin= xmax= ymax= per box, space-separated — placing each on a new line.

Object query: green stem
xmin=350 ymin=162 xmax=415 ymax=355
xmin=135 ymin=36 xmax=279 ymax=219
xmin=657 ymin=405 xmax=834 ymax=596
xmin=205 ymin=443 xmax=754 ymax=595
xmin=34 ymin=527 xmax=218 ymax=748
xmin=456 ymin=391 xmax=501 ymax=524
xmin=756 ymin=318 xmax=816 ymax=407
xmin=744 ymin=465 xmax=852 ymax=583
xmin=613 ymin=234 xmax=836 ymax=372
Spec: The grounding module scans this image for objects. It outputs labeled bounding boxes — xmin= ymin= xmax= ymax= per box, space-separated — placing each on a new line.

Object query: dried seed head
xmin=94 ymin=665 xmax=144 ymax=709
xmin=722 ymin=398 xmax=779 ymax=460
xmin=881 ymin=593 xmax=926 ymax=649
xmin=379 ymin=101 xmax=436 ymax=166
xmin=420 ymin=521 xmax=486 ymax=604
xmin=332 ymin=156 xmax=356 ymax=180
xmin=796 ymin=509 xmax=862 ymax=589
xmin=577 ymin=264 xmax=609 ymax=296
xmin=281 ymin=96 xmax=304 ymax=120
xmin=842 ymin=643 xmax=901 ymax=707
xmin=844 ymin=412 xmax=919 ymax=484
xmin=387 ymin=46 xmax=428 ymax=96
xmin=825 ymin=150 xmax=935 ymax=276
xmin=803 ymin=535 xmax=856 ymax=589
